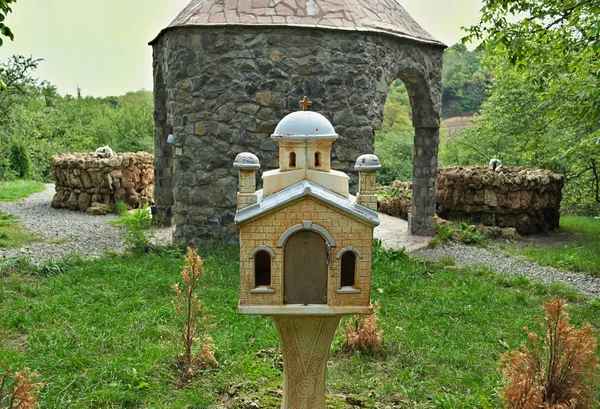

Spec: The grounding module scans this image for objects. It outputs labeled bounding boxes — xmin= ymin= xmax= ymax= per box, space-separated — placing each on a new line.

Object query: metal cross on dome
xmin=299 ymin=96 xmax=312 ymax=111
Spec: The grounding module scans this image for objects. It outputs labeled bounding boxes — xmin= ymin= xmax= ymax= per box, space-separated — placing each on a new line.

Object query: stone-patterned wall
xmin=153 ymin=26 xmax=443 ymax=244
xmin=51 ymin=153 xmax=154 ymax=212
xmin=153 ymin=49 xmax=174 ymax=226
xmin=239 ymin=198 xmax=373 ymax=308
xmin=437 ymin=166 xmax=565 ymax=235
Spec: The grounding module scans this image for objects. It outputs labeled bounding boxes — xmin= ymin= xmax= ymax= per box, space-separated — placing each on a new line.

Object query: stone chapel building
xmin=150 ymin=0 xmax=445 ymax=245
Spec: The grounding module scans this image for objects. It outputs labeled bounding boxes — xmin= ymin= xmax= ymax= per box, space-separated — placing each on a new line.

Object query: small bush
xmin=8 ymin=142 xmax=31 ymax=180
xmin=436 ymin=224 xmax=454 ymax=242
xmin=0 ymin=332 xmax=44 ymax=409
xmin=112 ymin=200 xmax=128 ymax=217
xmin=113 ymin=206 xmax=153 ymax=254
xmin=172 ymin=247 xmax=217 ymax=383
xmin=343 ymin=302 xmax=383 ymax=354
xmin=499 ymin=297 xmax=599 ymax=409
xmin=0 ymin=364 xmax=43 ymax=409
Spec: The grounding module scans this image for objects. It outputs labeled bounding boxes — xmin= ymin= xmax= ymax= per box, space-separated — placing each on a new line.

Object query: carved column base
xmin=272 ymin=316 xmax=341 ymax=409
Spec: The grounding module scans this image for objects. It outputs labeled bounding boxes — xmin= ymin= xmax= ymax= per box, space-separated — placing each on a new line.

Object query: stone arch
xmin=375 ymin=56 xmax=443 ymax=236
xmin=335 ymin=246 xmax=364 ymax=260
xmin=277 ymin=221 xmax=335 ymax=249
xmin=249 ymin=245 xmax=276 ymax=259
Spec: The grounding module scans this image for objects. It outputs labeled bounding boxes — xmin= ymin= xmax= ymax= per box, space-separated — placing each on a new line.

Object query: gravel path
xmin=414 ymin=243 xmax=600 ymax=299
xmin=0 ymin=184 xmax=126 ymax=263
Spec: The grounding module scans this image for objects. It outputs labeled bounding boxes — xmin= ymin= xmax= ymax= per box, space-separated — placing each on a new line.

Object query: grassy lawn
xmin=0 ymin=180 xmax=47 ymax=248
xmin=1 ymin=246 xmax=598 ymax=408
xmin=504 ymin=216 xmax=600 ymax=277
xmin=0 ymin=180 xmax=46 ymax=201
xmin=0 ymin=211 xmax=42 ymax=248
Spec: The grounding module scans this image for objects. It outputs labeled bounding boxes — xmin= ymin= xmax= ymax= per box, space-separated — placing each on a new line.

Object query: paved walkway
xmin=373 ymin=212 xmax=430 ymax=252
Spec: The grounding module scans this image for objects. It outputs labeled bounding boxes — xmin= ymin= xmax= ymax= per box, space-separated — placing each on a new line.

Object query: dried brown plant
xmin=0 ymin=362 xmax=44 ymax=409
xmin=500 ymin=297 xmax=599 ymax=409
xmin=343 ymin=302 xmax=383 ymax=354
xmin=172 ymin=247 xmax=217 ymax=383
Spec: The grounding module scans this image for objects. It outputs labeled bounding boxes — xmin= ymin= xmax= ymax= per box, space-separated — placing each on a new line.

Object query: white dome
xmin=355 ymin=154 xmax=381 ymax=171
xmin=272 ymin=111 xmax=338 ymax=141
xmin=234 ymin=152 xmax=260 ymax=169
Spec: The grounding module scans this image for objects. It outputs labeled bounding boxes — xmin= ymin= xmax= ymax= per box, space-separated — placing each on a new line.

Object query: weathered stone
xmin=436 ymin=166 xmax=564 ymax=235
xmin=501 ymin=227 xmax=521 ymax=241
xmin=87 ymin=202 xmax=109 ymax=216
xmin=77 ymin=192 xmax=91 ymax=212
xmin=50 ymin=152 xmax=154 ymax=213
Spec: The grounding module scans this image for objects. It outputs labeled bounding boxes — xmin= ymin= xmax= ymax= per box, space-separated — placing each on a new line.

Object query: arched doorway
xmin=375 ymin=79 xmax=414 ymax=190
xmin=284 ymin=230 xmax=328 ymax=305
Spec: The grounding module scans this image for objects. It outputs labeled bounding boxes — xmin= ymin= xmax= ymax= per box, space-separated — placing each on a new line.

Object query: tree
xmin=0 ymin=0 xmax=16 ymax=46
xmin=457 ymin=0 xmax=600 ymax=213
xmin=463 ymin=0 xmax=600 ymax=131
xmin=375 ymin=80 xmax=415 ymax=185
xmin=0 ymin=55 xmax=44 ymax=121
xmin=0 ymin=55 xmax=155 ymax=182
xmin=442 ymin=44 xmax=491 ymax=116
xmin=0 ymin=0 xmax=17 ymax=89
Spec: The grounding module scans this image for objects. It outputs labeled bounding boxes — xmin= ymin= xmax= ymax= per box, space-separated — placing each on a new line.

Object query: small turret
xmin=261 ymin=96 xmax=350 ymax=198
xmin=233 ymin=152 xmax=260 ymax=210
xmin=355 ymin=154 xmax=381 ymax=211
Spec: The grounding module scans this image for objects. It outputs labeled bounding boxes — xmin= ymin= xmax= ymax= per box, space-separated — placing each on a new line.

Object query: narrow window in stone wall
xmin=289 ymin=152 xmax=296 ymax=168
xmin=340 ymin=252 xmax=356 ymax=287
xmin=255 ymin=250 xmax=271 ymax=287
xmin=314 ymin=152 xmax=321 ymax=167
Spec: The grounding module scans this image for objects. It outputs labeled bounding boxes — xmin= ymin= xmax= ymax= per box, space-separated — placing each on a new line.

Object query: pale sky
xmin=0 ymin=0 xmax=483 ymax=97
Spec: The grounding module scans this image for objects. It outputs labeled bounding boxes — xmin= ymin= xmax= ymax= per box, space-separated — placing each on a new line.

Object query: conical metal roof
xmin=151 ymin=0 xmax=444 ymax=47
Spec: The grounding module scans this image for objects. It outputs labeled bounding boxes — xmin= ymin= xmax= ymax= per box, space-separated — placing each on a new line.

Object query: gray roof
xmin=235 ymin=180 xmax=379 ymax=226
xmin=152 ymin=0 xmax=444 ymax=47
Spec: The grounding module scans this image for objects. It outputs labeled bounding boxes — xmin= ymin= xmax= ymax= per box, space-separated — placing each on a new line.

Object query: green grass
xmin=0 ymin=180 xmax=45 ymax=201
xmin=506 ymin=216 xmax=600 ymax=277
xmin=0 ymin=211 xmax=42 ymax=248
xmin=0 ymin=180 xmax=46 ymax=247
xmin=1 ymin=245 xmax=598 ymax=408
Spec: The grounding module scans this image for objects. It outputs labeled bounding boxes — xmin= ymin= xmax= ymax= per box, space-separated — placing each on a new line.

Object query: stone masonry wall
xmin=437 ymin=166 xmax=565 ymax=235
xmin=153 ymin=26 xmax=443 ymax=244
xmin=51 ymin=153 xmax=154 ymax=213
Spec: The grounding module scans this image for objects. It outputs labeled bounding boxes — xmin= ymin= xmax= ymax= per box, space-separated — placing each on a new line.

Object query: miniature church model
xmin=234 ymin=98 xmax=381 ymax=408
xmin=234 ymin=97 xmax=381 ymax=316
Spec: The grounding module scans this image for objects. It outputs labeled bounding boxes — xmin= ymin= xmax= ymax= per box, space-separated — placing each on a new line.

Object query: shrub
xmin=436 ymin=224 xmax=454 ymax=242
xmin=343 ymin=302 xmax=383 ymax=354
xmin=172 ymin=247 xmax=217 ymax=383
xmin=0 ymin=332 xmax=44 ymax=409
xmin=499 ymin=297 xmax=599 ymax=409
xmin=113 ymin=206 xmax=153 ymax=254
xmin=0 ymin=364 xmax=43 ymax=409
xmin=8 ymin=142 xmax=31 ymax=180
xmin=112 ymin=200 xmax=128 ymax=217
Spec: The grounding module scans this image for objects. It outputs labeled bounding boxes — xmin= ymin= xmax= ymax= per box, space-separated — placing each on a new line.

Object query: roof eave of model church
xmin=234 ymin=180 xmax=380 ymax=227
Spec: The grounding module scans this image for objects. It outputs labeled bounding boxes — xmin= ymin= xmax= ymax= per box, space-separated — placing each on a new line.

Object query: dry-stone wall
xmin=377 ymin=181 xmax=412 ymax=220
xmin=51 ymin=153 xmax=154 ymax=214
xmin=437 ymin=166 xmax=564 ymax=235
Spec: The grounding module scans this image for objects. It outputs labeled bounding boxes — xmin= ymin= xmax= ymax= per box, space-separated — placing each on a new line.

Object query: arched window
xmin=314 ymin=152 xmax=321 ymax=167
xmin=340 ymin=252 xmax=356 ymax=287
xmin=289 ymin=152 xmax=296 ymax=167
xmin=254 ymin=250 xmax=271 ymax=287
